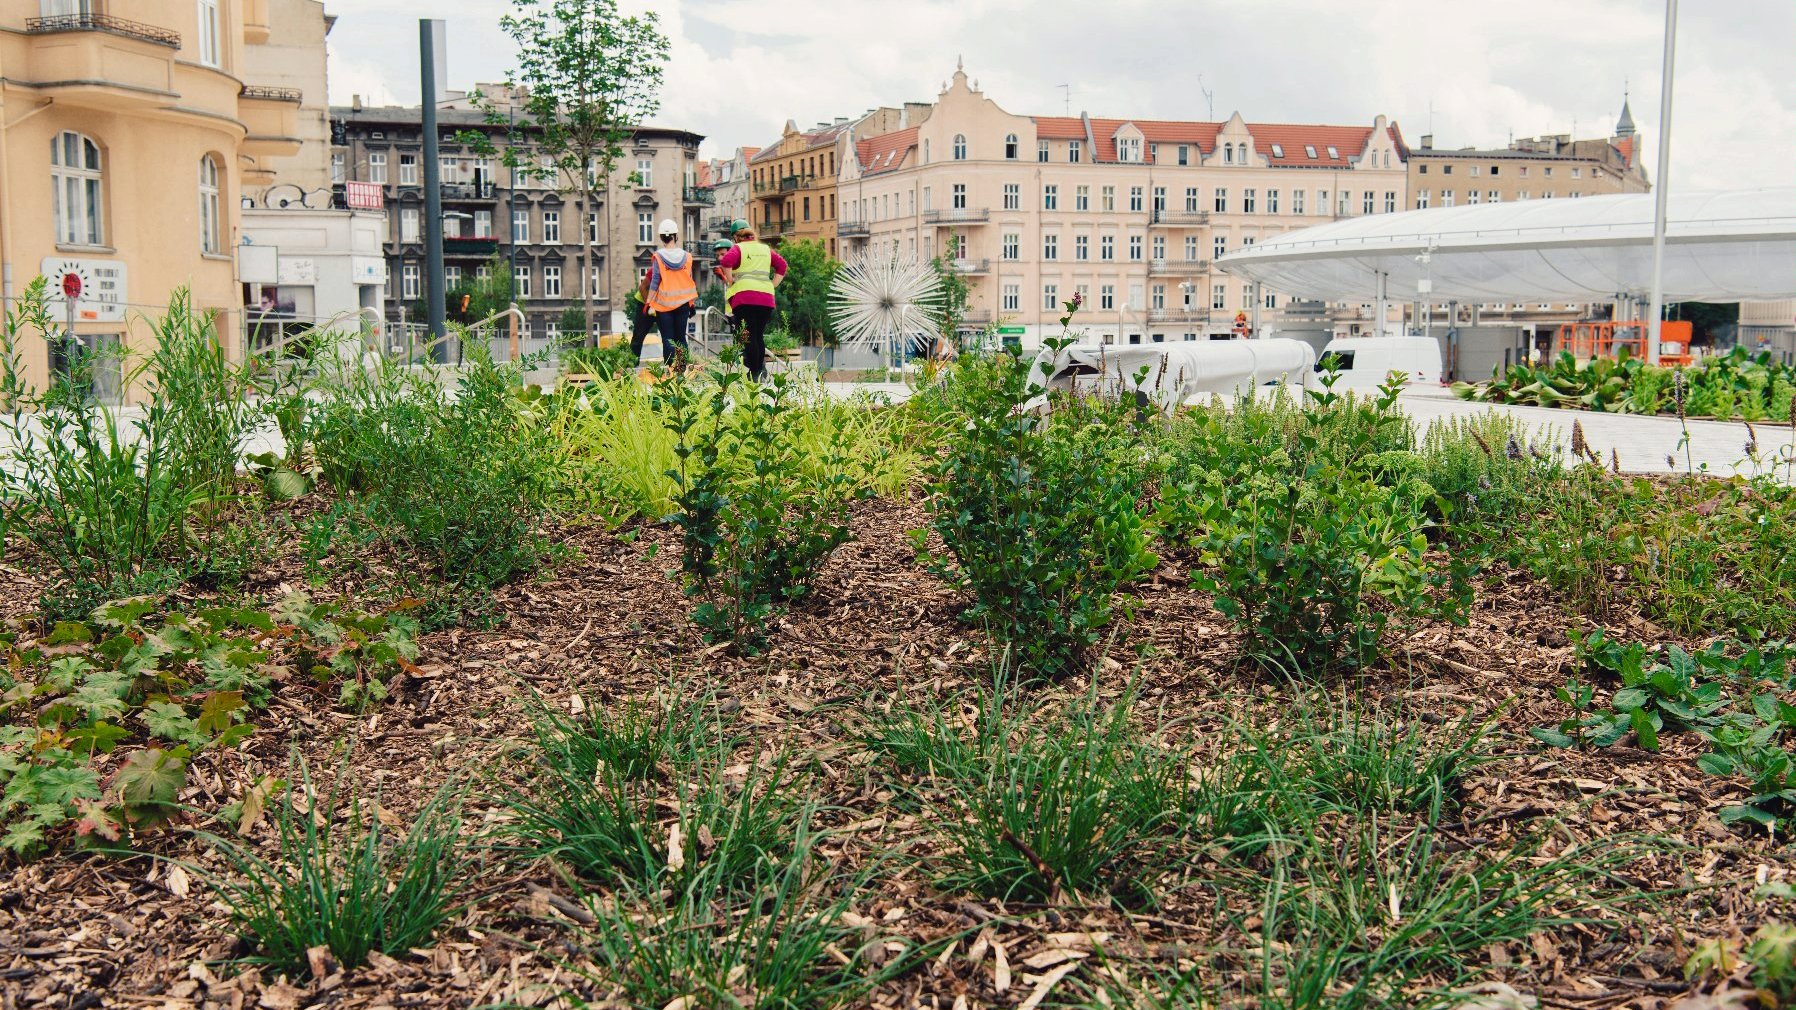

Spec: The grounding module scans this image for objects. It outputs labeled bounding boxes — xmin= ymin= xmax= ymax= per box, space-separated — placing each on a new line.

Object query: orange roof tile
xmin=1030 ymin=114 xmax=1400 ymax=167
xmin=856 ymin=126 xmax=918 ymax=177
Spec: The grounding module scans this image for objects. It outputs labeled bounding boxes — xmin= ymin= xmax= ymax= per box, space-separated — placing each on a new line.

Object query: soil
xmin=2 ymin=496 xmax=1787 ymax=1010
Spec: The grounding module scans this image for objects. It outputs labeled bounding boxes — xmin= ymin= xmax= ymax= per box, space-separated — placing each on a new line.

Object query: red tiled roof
xmin=1246 ymin=123 xmax=1380 ymax=167
xmin=1030 ymin=115 xmax=1400 ymax=167
xmin=1615 ymin=135 xmax=1634 ymax=167
xmin=856 ymin=126 xmax=918 ymax=177
xmin=1033 ymin=116 xmax=1085 ymax=140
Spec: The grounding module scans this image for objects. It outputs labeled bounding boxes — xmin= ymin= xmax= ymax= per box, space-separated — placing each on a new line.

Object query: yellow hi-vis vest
xmin=726 ymin=241 xmax=777 ymax=301
xmin=647 ymin=249 xmax=698 ymax=312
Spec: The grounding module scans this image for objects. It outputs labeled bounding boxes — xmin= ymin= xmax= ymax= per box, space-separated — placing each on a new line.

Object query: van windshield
xmin=1318 ymin=350 xmax=1355 ymax=372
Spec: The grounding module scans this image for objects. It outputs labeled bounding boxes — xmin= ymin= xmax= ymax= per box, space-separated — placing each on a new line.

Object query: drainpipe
xmin=0 ymin=99 xmax=55 ymax=304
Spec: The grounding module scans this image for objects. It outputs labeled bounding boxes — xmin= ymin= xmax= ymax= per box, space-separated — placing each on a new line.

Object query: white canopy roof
xmin=1217 ymin=188 xmax=1796 ymax=303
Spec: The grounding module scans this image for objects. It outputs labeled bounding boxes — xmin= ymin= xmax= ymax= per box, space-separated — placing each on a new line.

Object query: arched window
xmin=198 ymin=155 xmax=221 ymax=254
xmin=51 ymin=131 xmax=103 ymax=246
xmin=952 ymin=134 xmax=967 ymax=160
xmin=922 ymin=139 xmax=929 ymax=164
xmin=1237 ymin=143 xmax=1248 ymax=163
xmin=1004 ymin=133 xmax=1018 ymax=159
xmin=1223 ymin=144 xmax=1234 ymax=165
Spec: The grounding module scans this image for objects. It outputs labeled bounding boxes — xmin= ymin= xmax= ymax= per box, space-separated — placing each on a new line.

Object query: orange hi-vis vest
xmin=647 ymin=249 xmax=698 ymax=312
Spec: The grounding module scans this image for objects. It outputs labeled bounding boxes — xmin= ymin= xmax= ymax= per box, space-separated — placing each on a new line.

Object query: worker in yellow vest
xmin=717 ymin=218 xmax=788 ymax=379
xmin=637 ymin=218 xmax=696 ymax=370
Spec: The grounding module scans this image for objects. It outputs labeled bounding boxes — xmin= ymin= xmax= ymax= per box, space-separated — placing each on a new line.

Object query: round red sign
xmin=60 ymin=272 xmax=82 ymax=300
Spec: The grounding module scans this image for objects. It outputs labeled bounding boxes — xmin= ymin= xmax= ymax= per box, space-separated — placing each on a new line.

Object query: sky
xmin=325 ymin=0 xmax=1796 ymax=193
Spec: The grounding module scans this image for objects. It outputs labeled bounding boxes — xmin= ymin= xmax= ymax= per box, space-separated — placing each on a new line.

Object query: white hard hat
xmin=657 ymin=218 xmax=679 ymax=237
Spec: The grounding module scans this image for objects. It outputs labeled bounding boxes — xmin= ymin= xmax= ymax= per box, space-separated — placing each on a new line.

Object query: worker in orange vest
xmin=637 ymin=218 xmax=696 ymax=369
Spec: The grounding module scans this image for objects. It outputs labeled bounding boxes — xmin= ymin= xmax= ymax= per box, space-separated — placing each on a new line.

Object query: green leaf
xmin=1719 ymin=803 xmax=1778 ymax=828
xmin=1697 ymin=752 xmax=1738 ymax=776
xmin=142 ymin=702 xmax=198 ymax=744
xmin=44 ymin=621 xmax=93 ymax=645
xmin=1611 ymin=687 xmax=1649 ymax=713
xmin=65 ymin=722 xmax=130 ymax=756
xmin=196 ymin=691 xmax=246 ymax=736
xmin=1529 ymin=727 xmax=1578 ymax=749
xmin=36 ymin=764 xmax=102 ymax=806
xmin=112 ymin=747 xmax=188 ymax=814
xmin=263 ymin=468 xmax=310 ymax=502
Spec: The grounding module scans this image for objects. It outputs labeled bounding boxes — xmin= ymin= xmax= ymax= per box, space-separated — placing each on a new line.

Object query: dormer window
xmin=1270 ymin=143 xmax=1284 ymax=158
xmin=1223 ymin=145 xmax=1234 ymax=165
xmin=1117 ymin=137 xmax=1141 ymax=162
xmin=1326 ymin=145 xmax=1339 ymax=159
xmin=1069 ymin=139 xmax=1081 ymax=162
xmin=1304 ymin=144 xmax=1317 ymax=159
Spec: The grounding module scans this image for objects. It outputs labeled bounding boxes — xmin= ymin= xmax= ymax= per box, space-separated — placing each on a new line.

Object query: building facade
xmin=0 ymin=0 xmax=305 ymax=396
xmin=701 ymin=146 xmax=756 ymax=241
xmin=331 ymin=88 xmax=705 ymax=343
xmin=748 ymin=108 xmax=907 ymax=258
xmin=838 ymin=66 xmax=1409 ymax=345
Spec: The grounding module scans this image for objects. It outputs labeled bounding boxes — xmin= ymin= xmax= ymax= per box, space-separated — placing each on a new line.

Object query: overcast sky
xmin=326 ymin=0 xmax=1794 ymax=193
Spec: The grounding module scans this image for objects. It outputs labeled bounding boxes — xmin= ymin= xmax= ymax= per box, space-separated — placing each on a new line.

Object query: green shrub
xmin=561 ymin=342 xmax=635 ymax=379
xmin=307 ymin=339 xmax=554 ymax=625
xmin=197 ymin=762 xmax=467 ymax=977
xmin=1414 ymin=412 xmax=1563 ymax=532
xmin=663 ymin=350 xmax=861 ymax=650
xmin=919 ymin=326 xmax=1158 ymax=677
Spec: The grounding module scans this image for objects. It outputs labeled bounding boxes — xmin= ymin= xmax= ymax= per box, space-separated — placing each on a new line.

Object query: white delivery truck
xmin=1315 ymin=335 xmax=1442 ymax=389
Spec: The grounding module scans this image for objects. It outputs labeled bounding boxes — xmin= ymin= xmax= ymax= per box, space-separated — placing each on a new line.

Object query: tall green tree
xmin=928 ymin=255 xmax=971 ymax=340
xmin=776 ymin=239 xmax=841 ymax=346
xmin=492 ymin=0 xmax=669 ymax=345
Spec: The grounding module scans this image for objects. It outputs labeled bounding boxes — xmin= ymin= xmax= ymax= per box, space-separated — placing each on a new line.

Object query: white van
xmin=1316 ymin=335 xmax=1442 ymax=389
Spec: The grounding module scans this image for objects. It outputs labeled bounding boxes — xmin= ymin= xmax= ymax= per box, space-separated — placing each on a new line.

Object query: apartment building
xmin=1408 ymin=96 xmax=1650 ymax=333
xmin=700 ymin=147 xmax=756 ymax=241
xmin=749 ymin=107 xmax=910 ymax=258
xmin=839 ymin=65 xmax=1409 ymax=344
xmin=0 ymin=0 xmax=306 ymax=396
xmin=331 ymin=88 xmax=705 ymax=342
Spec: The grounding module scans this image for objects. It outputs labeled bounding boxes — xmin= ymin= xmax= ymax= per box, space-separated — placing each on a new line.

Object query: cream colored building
xmin=0 ymin=0 xmax=303 ymax=397
xmin=839 ymin=66 xmax=1410 ymax=345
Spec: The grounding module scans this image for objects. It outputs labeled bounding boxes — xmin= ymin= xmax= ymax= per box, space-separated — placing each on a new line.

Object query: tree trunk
xmin=581 ymin=167 xmax=596 ymax=348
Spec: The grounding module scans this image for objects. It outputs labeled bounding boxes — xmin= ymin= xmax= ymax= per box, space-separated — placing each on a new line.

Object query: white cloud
xmin=323 ymin=0 xmax=1796 ymax=191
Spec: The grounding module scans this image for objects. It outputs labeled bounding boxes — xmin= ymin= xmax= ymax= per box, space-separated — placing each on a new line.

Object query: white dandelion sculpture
xmin=828 ymin=252 xmax=945 ymax=375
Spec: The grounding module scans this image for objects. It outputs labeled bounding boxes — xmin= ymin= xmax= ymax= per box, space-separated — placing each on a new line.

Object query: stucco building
xmin=331 ymin=86 xmax=704 ymax=343
xmin=749 ymin=108 xmax=909 ymax=258
xmin=839 ymin=65 xmax=1410 ymax=345
xmin=700 ymin=146 xmax=756 ymax=242
xmin=0 ymin=0 xmax=305 ymax=396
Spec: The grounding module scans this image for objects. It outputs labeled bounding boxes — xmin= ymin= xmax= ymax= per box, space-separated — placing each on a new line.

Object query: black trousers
xmin=654 ymin=303 xmax=692 ymax=365
xmin=734 ymin=303 xmax=774 ymax=379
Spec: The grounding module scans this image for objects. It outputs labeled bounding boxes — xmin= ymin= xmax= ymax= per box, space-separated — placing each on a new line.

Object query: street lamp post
xmin=1645 ymin=0 xmax=1678 ymax=365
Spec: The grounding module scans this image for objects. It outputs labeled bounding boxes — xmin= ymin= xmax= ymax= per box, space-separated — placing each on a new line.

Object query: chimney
xmin=1419 ymin=133 xmax=1432 ymax=149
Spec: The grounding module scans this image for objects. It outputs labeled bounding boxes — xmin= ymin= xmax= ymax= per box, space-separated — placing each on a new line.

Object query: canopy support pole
xmin=1646 ymin=0 xmax=1678 ymax=365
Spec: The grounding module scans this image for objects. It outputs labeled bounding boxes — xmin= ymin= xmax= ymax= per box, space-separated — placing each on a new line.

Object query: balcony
xmin=239 ymin=85 xmax=303 ymax=157
xmin=707 ymin=213 xmax=736 ymax=233
xmin=767 ymin=218 xmax=796 ymax=238
xmin=1150 ymin=209 xmax=1212 ymax=226
xmin=960 ymin=310 xmax=994 ymax=324
xmin=25 ymin=13 xmax=180 ymax=47
xmin=838 ymin=220 xmax=870 ymax=237
xmin=444 ymin=236 xmax=501 ymax=258
xmin=440 ymin=181 xmax=496 ymax=201
xmin=1147 ymin=309 xmax=1211 ymax=324
xmin=922 ymin=208 xmax=990 ymax=225
xmin=1149 ymin=259 xmax=1210 ymax=276
xmin=946 ymin=258 xmax=991 ymax=275
xmin=684 ymin=186 xmax=715 ymax=206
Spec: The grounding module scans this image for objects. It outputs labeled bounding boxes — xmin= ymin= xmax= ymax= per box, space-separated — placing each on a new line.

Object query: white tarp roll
xmin=1028 ymin=338 xmax=1315 ymax=413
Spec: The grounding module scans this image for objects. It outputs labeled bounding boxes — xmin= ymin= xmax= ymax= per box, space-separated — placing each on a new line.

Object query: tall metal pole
xmin=420 ymin=20 xmax=447 ymax=361
xmin=1645 ymin=0 xmax=1678 ymax=365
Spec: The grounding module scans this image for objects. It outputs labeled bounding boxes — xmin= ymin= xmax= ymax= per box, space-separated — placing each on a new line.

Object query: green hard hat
xmin=712 ymin=239 xmax=734 ymax=252
xmin=730 ymin=218 xmax=751 ymax=235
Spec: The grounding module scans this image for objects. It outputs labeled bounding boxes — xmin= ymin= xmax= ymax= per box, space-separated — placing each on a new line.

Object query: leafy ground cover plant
xmin=0 ymin=594 xmax=418 ymax=859
xmin=1456 ymin=346 xmax=1796 ymax=421
xmin=919 ymin=307 xmax=1158 ymax=677
xmin=306 ymin=340 xmax=555 ymax=627
xmin=196 ymin=760 xmax=468 ymax=978
xmin=663 ymin=349 xmax=861 ymax=651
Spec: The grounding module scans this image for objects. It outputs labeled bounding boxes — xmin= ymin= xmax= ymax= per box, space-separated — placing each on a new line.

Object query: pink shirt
xmin=717 ymin=245 xmax=787 ymax=309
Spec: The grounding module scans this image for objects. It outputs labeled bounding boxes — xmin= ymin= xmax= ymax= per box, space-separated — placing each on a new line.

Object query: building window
xmin=1184 ymin=187 xmax=1199 ymax=212
xmin=1042 ymin=234 xmax=1058 ymax=260
xmin=1185 ymin=236 xmax=1199 ymax=261
xmin=637 ymin=212 xmax=653 ymax=243
xmin=1177 ymin=145 xmax=1189 ymax=166
xmin=197 ymin=0 xmax=220 ymax=66
xmin=1100 ymin=284 xmax=1114 ymax=310
xmin=1214 ymin=235 xmax=1227 ymax=259
xmin=1002 ymin=283 xmax=1019 ymax=311
xmin=1002 ymin=233 xmax=1019 ymax=260
xmin=1317 ymin=189 xmax=1328 ymax=215
xmin=514 ymin=264 xmax=531 ymax=298
xmin=1214 ymin=188 xmax=1227 ymax=213
xmin=401 ymin=263 xmax=419 ymax=300
xmin=544 ymin=265 xmax=561 ymax=297
xmin=1152 ymin=284 xmax=1165 ymax=310
xmin=1304 ymin=144 xmax=1317 ymax=160
xmin=1384 ymin=191 xmax=1396 ymax=213
xmin=198 ymin=155 xmax=221 ymax=254
xmin=1243 ymin=188 xmax=1256 ymax=213
xmin=1325 ymin=145 xmax=1339 ymax=159
xmin=1488 ymin=190 xmax=1500 ymax=204
xmin=952 ymin=134 xmax=967 ymax=160
xmin=1270 ymin=143 xmax=1285 ymax=159
xmin=1074 ymin=235 xmax=1089 ymax=260
xmin=369 ymin=152 xmax=387 ymax=184
xmin=1100 ymin=235 xmax=1115 ymax=261
xmin=1151 ymin=235 xmax=1165 ymax=259
xmin=400 ymin=154 xmax=418 ymax=186
xmin=1264 ymin=290 xmax=1277 ymax=309
xmin=1361 ymin=191 xmax=1373 ymax=214
xmin=1292 ymin=189 xmax=1305 ymax=215
xmin=1038 ymin=139 xmax=1049 ymax=162
xmin=1469 ymin=190 xmax=1481 ymax=205
xmin=1571 ymin=167 xmax=1582 ymax=179
xmin=1126 ymin=187 xmax=1141 ymax=212
xmin=802 ymin=197 xmax=811 ymax=221
xmin=1004 ymin=133 xmax=1018 ymax=159
xmin=1102 ymin=186 xmax=1115 ymax=212
xmin=446 ymin=265 xmax=462 ymax=287
xmin=1152 ymin=186 xmax=1166 ymax=213
xmin=1044 ymin=185 xmax=1057 ymax=211
xmin=1003 ymin=183 xmax=1019 ymax=210
xmin=952 ymin=183 xmax=966 ymax=210
xmin=1442 ymin=190 xmax=1455 ymax=207
xmin=1117 ymin=137 xmax=1141 ymax=162
xmin=331 ymin=152 xmax=345 ymax=183
xmin=513 ymin=209 xmax=529 ymax=243
xmin=1212 ymin=283 xmax=1226 ymax=309
xmin=1076 ymin=185 xmax=1089 ymax=211
xmin=1068 ymin=140 xmax=1081 ymax=163
xmin=474 ymin=210 xmax=493 ymax=238
xmin=1128 ymin=235 xmax=1142 ymax=261
xmin=1339 ymin=191 xmax=1350 ymax=215
xmin=401 ymin=208 xmax=420 ymax=243
xmin=1470 ymin=165 xmax=1481 ymax=178
xmin=1223 ymin=145 xmax=1234 ymax=165
xmin=636 ymin=158 xmax=653 ymax=187
xmin=546 ymin=320 xmax=560 ymax=343
xmin=543 ymin=210 xmax=560 ymax=244
xmin=1043 ymin=283 xmax=1057 ymax=310
xmin=1416 ymin=190 xmax=1430 ymax=209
